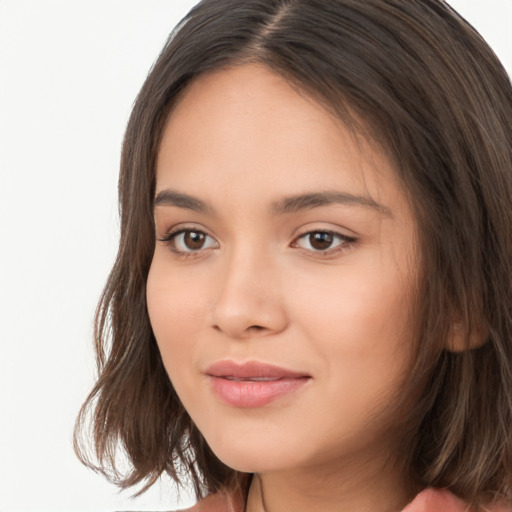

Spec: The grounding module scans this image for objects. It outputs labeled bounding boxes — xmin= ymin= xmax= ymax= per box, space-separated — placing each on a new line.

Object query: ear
xmin=445 ymin=320 xmax=489 ymax=353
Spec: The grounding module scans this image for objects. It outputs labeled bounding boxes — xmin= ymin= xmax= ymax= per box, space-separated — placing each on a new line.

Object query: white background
xmin=0 ymin=1 xmax=510 ymax=511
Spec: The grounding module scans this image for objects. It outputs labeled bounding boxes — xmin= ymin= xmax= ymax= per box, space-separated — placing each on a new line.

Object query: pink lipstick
xmin=205 ymin=361 xmax=311 ymax=408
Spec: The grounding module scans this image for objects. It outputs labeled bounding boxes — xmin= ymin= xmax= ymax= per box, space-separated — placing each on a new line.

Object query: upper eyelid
xmin=290 ymin=218 xmax=359 ymax=236
xmin=293 ymin=231 xmax=354 ymax=243
xmin=159 ymin=228 xmax=217 ymax=243
xmin=293 ymin=227 xmax=356 ymax=241
xmin=156 ymin=225 xmax=356 ymax=247
xmin=157 ymin=223 xmax=214 ymax=238
xmin=158 ymin=228 xmax=219 ymax=256
xmin=296 ymin=229 xmax=352 ymax=237
xmin=290 ymin=230 xmax=357 ymax=255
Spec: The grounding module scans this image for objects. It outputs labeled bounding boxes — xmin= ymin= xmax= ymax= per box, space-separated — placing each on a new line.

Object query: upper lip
xmin=205 ymin=360 xmax=310 ymax=379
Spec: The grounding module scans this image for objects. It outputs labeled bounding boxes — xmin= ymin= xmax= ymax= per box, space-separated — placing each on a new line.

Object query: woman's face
xmin=147 ymin=64 xmax=418 ymax=474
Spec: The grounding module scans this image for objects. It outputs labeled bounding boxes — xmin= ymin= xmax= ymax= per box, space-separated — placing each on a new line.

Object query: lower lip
xmin=208 ymin=376 xmax=310 ymax=408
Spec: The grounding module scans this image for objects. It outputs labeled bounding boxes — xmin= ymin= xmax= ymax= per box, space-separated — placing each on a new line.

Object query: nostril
xmin=213 ymin=323 xmax=267 ymax=337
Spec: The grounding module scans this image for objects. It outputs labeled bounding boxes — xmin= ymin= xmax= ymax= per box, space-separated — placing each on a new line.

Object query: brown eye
xmin=184 ymin=231 xmax=206 ymax=250
xmin=309 ymin=232 xmax=334 ymax=250
xmin=293 ymin=230 xmax=354 ymax=255
xmin=162 ymin=229 xmax=219 ymax=254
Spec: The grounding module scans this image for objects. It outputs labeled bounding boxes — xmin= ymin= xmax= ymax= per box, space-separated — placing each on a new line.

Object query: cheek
xmin=289 ymin=256 xmax=415 ymax=384
xmin=146 ymin=259 xmax=206 ymax=373
xmin=296 ymin=268 xmax=411 ymax=342
xmin=291 ymin=271 xmax=414 ymax=442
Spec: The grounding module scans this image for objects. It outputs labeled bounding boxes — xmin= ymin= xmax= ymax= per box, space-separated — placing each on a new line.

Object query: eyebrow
xmin=153 ymin=189 xmax=391 ymax=216
xmin=154 ymin=189 xmax=213 ymax=213
xmin=270 ymin=191 xmax=392 ymax=216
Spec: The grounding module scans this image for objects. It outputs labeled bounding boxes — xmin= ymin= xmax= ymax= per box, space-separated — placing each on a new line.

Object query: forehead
xmin=156 ymin=64 xmax=405 ymax=212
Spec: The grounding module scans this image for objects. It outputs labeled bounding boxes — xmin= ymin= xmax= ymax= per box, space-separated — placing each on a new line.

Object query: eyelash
xmin=158 ymin=228 xmax=356 ymax=258
xmin=158 ymin=228 xmax=218 ymax=258
xmin=291 ymin=230 xmax=356 ymax=256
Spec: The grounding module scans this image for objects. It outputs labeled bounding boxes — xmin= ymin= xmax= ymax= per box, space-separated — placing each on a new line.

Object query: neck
xmin=245 ymin=455 xmax=413 ymax=512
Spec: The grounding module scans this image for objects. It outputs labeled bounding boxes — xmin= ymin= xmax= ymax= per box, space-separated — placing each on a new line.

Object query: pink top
xmin=177 ymin=487 xmax=512 ymax=512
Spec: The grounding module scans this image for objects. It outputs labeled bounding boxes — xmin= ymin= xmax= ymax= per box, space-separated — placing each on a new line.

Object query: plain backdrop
xmin=0 ymin=1 xmax=510 ymax=511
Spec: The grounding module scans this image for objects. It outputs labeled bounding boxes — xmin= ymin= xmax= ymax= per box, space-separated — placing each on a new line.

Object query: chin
xmin=203 ymin=427 xmax=306 ymax=474
xmin=212 ymin=448 xmax=296 ymax=474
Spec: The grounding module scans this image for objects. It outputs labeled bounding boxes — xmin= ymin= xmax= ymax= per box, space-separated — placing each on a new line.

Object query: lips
xmin=205 ymin=360 xmax=311 ymax=408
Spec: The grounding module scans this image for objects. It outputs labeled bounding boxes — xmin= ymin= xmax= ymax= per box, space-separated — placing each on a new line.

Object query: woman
xmin=75 ymin=1 xmax=512 ymax=510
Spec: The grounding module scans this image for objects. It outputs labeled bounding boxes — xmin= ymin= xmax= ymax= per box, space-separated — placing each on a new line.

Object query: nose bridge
xmin=211 ymin=241 xmax=287 ymax=338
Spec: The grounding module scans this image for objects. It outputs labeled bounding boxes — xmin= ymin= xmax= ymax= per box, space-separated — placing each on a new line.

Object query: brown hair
xmin=74 ymin=0 xmax=512 ymax=508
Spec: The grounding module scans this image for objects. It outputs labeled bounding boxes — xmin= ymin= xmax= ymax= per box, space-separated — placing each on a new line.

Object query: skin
xmin=147 ymin=64 xmax=419 ymax=512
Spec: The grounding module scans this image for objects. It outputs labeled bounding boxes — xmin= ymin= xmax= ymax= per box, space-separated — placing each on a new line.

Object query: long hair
xmin=74 ymin=1 xmax=512 ymax=508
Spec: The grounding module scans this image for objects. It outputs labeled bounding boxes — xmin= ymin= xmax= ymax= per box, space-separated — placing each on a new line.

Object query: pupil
xmin=310 ymin=232 xmax=333 ymax=250
xmin=185 ymin=231 xmax=205 ymax=250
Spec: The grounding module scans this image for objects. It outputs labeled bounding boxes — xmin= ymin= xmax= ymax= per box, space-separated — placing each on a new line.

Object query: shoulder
xmin=402 ymin=488 xmax=469 ymax=512
xmin=172 ymin=491 xmax=244 ymax=512
xmin=402 ymin=488 xmax=512 ymax=512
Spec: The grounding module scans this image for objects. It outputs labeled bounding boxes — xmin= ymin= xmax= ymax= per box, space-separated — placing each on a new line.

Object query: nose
xmin=211 ymin=249 xmax=288 ymax=339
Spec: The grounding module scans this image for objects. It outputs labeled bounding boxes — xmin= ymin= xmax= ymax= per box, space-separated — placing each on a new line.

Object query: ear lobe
xmin=445 ymin=320 xmax=489 ymax=353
